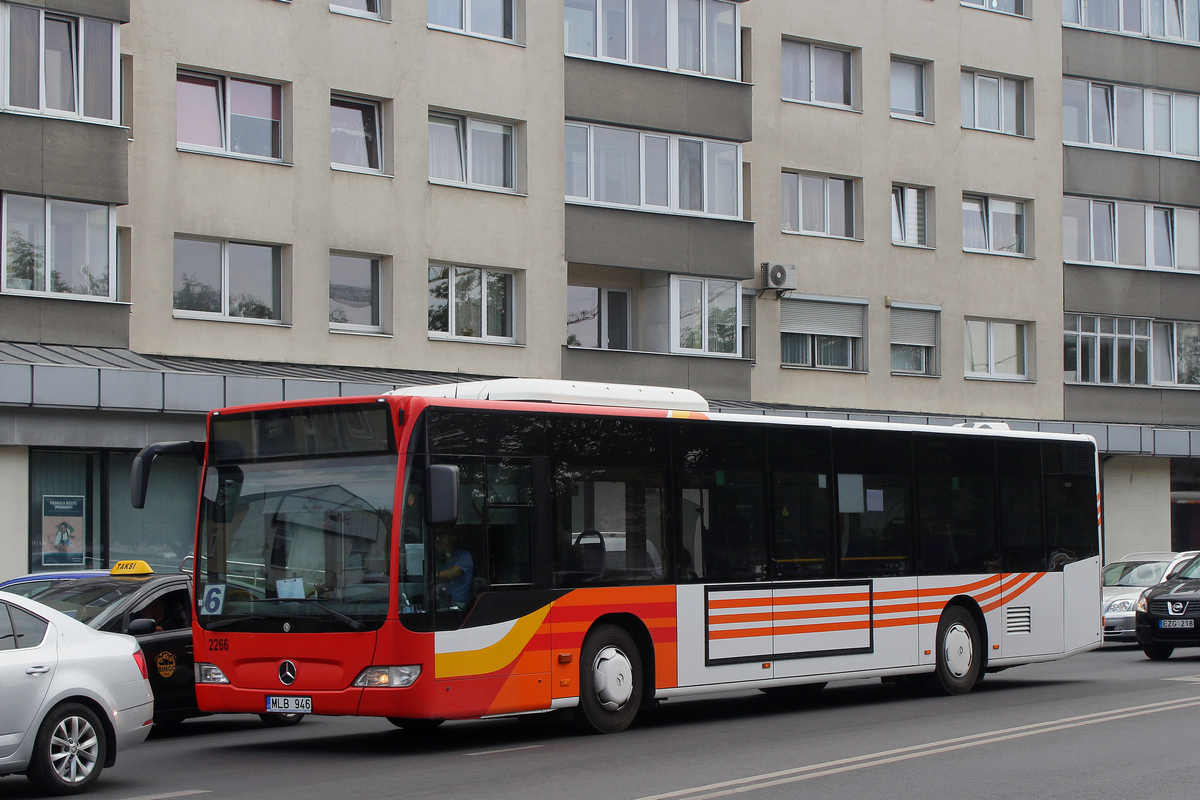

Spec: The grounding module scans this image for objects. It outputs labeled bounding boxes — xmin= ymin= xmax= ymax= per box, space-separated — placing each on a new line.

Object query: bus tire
xmin=387 ymin=717 xmax=444 ymax=732
xmin=1140 ymin=642 xmax=1174 ymax=661
xmin=574 ymin=624 xmax=642 ymax=734
xmin=259 ymin=713 xmax=305 ymax=727
xmin=927 ymin=605 xmax=981 ymax=696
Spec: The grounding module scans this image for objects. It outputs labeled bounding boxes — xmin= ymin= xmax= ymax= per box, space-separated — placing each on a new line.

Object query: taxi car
xmin=1134 ymin=553 xmax=1200 ymax=660
xmin=0 ymin=591 xmax=153 ymax=794
xmin=0 ymin=571 xmax=110 ymax=599
xmin=26 ymin=561 xmax=303 ymax=728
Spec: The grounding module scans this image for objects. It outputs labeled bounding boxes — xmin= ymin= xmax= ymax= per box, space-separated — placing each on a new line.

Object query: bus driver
xmin=435 ymin=528 xmax=473 ymax=606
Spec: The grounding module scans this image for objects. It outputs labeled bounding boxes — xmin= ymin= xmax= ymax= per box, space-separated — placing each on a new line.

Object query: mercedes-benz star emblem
xmin=283 ymin=622 xmax=291 ymax=633
xmin=279 ymin=660 xmax=297 ymax=686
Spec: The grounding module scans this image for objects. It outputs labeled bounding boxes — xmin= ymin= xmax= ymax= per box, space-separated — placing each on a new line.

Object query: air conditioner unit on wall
xmin=760 ymin=262 xmax=797 ymax=292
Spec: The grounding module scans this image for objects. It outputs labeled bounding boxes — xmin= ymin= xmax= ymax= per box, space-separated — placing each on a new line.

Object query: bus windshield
xmin=195 ymin=454 xmax=398 ymax=633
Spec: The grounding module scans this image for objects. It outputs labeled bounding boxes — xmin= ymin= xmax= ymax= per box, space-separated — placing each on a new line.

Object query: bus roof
xmin=388 ymin=378 xmax=710 ymax=412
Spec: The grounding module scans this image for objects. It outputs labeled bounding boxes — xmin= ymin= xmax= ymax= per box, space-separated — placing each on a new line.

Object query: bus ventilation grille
xmin=1006 ymin=607 xmax=1032 ymax=635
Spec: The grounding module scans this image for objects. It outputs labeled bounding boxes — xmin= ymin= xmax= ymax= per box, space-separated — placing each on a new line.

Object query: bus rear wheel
xmin=574 ymin=624 xmax=643 ymax=734
xmin=387 ymin=717 xmax=444 ymax=732
xmin=926 ymin=605 xmax=981 ymax=696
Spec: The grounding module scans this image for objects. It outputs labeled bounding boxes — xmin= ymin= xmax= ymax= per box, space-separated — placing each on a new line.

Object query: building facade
xmin=0 ymin=0 xmax=1196 ymax=579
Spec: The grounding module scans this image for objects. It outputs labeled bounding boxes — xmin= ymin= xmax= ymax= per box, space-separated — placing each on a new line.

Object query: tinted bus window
xmin=427 ymin=410 xmax=545 ymax=456
xmin=997 ymin=440 xmax=1045 ymax=572
xmin=833 ymin=430 xmax=912 ymax=577
xmin=210 ymin=403 xmax=393 ymax=463
xmin=674 ymin=423 xmax=768 ymax=583
xmin=914 ymin=434 xmax=998 ymax=575
xmin=768 ymin=426 xmax=835 ymax=579
xmin=1043 ymin=441 xmax=1100 ymax=567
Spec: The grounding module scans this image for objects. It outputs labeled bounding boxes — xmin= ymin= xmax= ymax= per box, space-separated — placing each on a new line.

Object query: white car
xmin=1102 ymin=551 xmax=1200 ymax=641
xmin=0 ymin=591 xmax=154 ymax=794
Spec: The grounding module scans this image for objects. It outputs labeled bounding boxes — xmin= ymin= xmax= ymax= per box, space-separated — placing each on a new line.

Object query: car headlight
xmin=1136 ymin=593 xmax=1149 ymax=613
xmin=352 ymin=665 xmax=421 ymax=688
xmin=196 ymin=662 xmax=230 ymax=684
xmin=1106 ymin=599 xmax=1133 ymax=613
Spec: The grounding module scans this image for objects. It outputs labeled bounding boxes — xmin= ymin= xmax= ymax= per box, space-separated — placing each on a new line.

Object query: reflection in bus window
xmin=678 ymin=472 xmax=766 ymax=582
xmin=554 ymin=468 xmax=666 ymax=586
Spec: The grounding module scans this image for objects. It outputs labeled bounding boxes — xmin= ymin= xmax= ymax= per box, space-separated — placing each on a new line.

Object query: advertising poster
xmin=42 ymin=495 xmax=85 ymax=566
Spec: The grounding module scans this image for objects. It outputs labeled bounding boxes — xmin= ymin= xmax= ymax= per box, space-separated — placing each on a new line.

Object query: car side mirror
xmin=126 ymin=618 xmax=156 ymax=636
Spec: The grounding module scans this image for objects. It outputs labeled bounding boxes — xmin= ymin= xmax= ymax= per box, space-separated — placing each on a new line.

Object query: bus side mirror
xmin=426 ymin=464 xmax=459 ymax=526
xmin=131 ymin=441 xmax=205 ymax=509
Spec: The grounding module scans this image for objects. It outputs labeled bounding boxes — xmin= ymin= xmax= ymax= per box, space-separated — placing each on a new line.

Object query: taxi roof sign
xmin=110 ymin=560 xmax=154 ymax=576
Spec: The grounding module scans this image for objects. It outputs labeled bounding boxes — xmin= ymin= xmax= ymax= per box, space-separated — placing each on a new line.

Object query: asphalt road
xmin=5 ymin=644 xmax=1200 ymax=800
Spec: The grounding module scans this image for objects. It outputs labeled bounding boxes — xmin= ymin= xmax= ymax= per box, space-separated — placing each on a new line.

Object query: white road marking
xmin=464 ymin=744 xmax=545 ymax=757
xmin=115 ymin=790 xmax=212 ymax=800
xmin=637 ymin=695 xmax=1200 ymax=800
xmin=1163 ymin=674 xmax=1200 ymax=684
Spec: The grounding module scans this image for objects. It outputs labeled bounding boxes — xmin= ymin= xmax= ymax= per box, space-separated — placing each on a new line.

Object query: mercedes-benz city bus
xmin=132 ymin=379 xmax=1101 ymax=734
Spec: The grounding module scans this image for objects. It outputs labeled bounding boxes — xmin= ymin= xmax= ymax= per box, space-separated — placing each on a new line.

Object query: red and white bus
xmin=133 ymin=379 xmax=1101 ymax=733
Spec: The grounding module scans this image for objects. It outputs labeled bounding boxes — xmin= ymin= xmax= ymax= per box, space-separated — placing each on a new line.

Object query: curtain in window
xmin=1154 ymin=208 xmax=1175 ymax=267
xmin=801 ymin=176 xmax=826 ymax=233
xmin=44 ymin=17 xmax=77 ymax=113
xmin=1090 ymin=85 xmax=1114 ymax=144
xmin=1153 ymin=93 xmax=1173 ymax=151
xmin=645 ymin=136 xmax=669 ymax=206
xmin=706 ymin=143 xmax=738 ymax=217
xmin=677 ymin=0 xmax=701 ymax=71
xmin=992 ymin=323 xmax=1025 ymax=376
xmin=1177 ymin=208 xmax=1200 ymax=270
xmin=890 ymin=61 xmax=922 ymax=116
xmin=429 ymin=116 xmax=465 ymax=181
xmin=632 ymin=0 xmax=667 ymax=68
xmin=565 ymin=125 xmax=590 ymax=198
xmin=9 ymin=6 xmax=40 ymax=109
xmin=595 ymin=127 xmax=639 ymax=205
xmin=1087 ymin=0 xmax=1120 ymax=28
xmin=1091 ymin=201 xmax=1114 ymax=263
xmin=82 ymin=19 xmax=113 ymax=120
xmin=177 ymin=74 xmax=224 ymax=149
xmin=428 ymin=0 xmax=463 ymax=28
xmin=1116 ymin=86 xmax=1144 ymax=149
xmin=975 ymin=75 xmax=1000 ymax=130
xmin=1175 ymin=94 xmax=1199 ymax=156
xmin=678 ymin=139 xmax=703 ymax=211
xmin=961 ymin=72 xmax=975 ymax=128
xmin=5 ymin=195 xmax=47 ymax=292
xmin=782 ymin=173 xmax=800 ymax=232
xmin=781 ymin=41 xmax=809 ymax=101
xmin=1117 ymin=202 xmax=1146 ymax=266
xmin=828 ymin=177 xmax=851 ymax=238
xmin=814 ymin=47 xmax=849 ymax=105
xmin=962 ymin=198 xmax=987 ymax=250
xmin=1123 ymin=0 xmax=1145 ymax=32
xmin=705 ymin=0 xmax=737 ymax=79
xmin=471 ymin=0 xmax=513 ymax=38
xmin=1062 ymin=80 xmax=1089 ymax=143
xmin=1002 ymin=78 xmax=1023 ymax=134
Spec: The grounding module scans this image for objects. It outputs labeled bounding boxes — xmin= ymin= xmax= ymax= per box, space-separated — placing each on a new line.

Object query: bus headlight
xmin=196 ymin=663 xmax=230 ymax=684
xmin=353 ymin=666 xmax=421 ymax=688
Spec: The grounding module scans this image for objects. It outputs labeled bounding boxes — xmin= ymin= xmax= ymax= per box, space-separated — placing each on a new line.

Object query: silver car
xmin=1102 ymin=551 xmax=1200 ymax=641
xmin=0 ymin=591 xmax=154 ymax=794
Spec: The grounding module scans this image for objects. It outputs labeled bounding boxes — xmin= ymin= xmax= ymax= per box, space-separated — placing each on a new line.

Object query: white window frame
xmin=962 ymin=193 xmax=1027 ymax=256
xmin=1 ymin=193 xmax=116 ymax=301
xmin=427 ymin=263 xmax=518 ymax=344
xmin=1064 ymin=78 xmax=1200 ymax=160
xmin=0 ymin=3 xmax=120 ymax=124
xmin=564 ymin=0 xmax=741 ymax=81
xmin=1063 ymin=195 xmax=1200 ymax=272
xmin=330 ymin=0 xmax=385 ymax=21
xmin=1152 ymin=320 xmax=1200 ymax=385
xmin=566 ymin=284 xmax=631 ymax=350
xmin=962 ymin=0 xmax=1028 ymax=17
xmin=172 ymin=236 xmax=285 ymax=324
xmin=429 ymin=0 xmax=516 ymax=42
xmin=1063 ymin=0 xmax=1200 ymax=45
xmin=779 ymin=295 xmax=866 ymax=372
xmin=565 ymin=122 xmax=742 ymax=220
xmin=782 ymin=172 xmax=857 ymax=239
xmin=176 ymin=70 xmax=285 ymax=162
xmin=964 ymin=317 xmax=1029 ymax=379
xmin=668 ymin=274 xmax=741 ymax=357
xmin=890 ymin=304 xmax=939 ymax=376
xmin=330 ymin=93 xmax=384 ymax=174
xmin=1063 ymin=313 xmax=1153 ymax=385
xmin=891 ymin=184 xmax=931 ymax=247
xmin=961 ymin=69 xmax=1027 ymax=136
xmin=329 ymin=251 xmax=384 ymax=334
xmin=781 ymin=39 xmax=855 ymax=110
xmin=428 ymin=111 xmax=517 ymax=192
xmin=889 ymin=57 xmax=926 ymax=120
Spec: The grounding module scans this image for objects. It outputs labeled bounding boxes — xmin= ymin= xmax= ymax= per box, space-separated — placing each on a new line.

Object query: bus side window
xmin=998 ymin=441 xmax=1044 ymax=573
xmin=553 ymin=470 xmax=666 ymax=586
xmin=914 ymin=434 xmax=999 ymax=575
xmin=1043 ymin=442 xmax=1099 ymax=568
xmin=486 ymin=459 xmax=534 ymax=585
xmin=833 ymin=430 xmax=913 ymax=578
xmin=768 ymin=427 xmax=835 ymax=580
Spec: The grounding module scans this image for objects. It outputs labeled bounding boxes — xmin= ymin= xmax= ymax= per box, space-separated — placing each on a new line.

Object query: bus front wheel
xmin=927 ymin=605 xmax=981 ymax=696
xmin=574 ymin=624 xmax=643 ymax=734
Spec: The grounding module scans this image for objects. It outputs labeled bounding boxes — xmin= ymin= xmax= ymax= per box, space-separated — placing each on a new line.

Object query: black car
xmin=1135 ymin=554 xmax=1200 ymax=660
xmin=28 ymin=560 xmax=303 ymax=728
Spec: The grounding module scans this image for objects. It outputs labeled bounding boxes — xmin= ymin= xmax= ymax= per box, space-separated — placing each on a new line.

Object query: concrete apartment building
xmin=0 ymin=0 xmax=1196 ymax=577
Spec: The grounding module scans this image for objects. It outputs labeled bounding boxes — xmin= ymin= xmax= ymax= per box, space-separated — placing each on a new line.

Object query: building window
xmin=1064 ymin=314 xmax=1152 ymax=385
xmin=331 ymin=0 xmax=383 ymax=19
xmin=331 ymin=95 xmax=382 ymax=172
xmin=961 ymin=70 xmax=1026 ymax=135
xmin=962 ymin=0 xmax=1026 ymax=15
xmin=671 ymin=275 xmax=739 ymax=356
xmin=565 ymin=123 xmax=741 ymax=219
xmin=429 ymin=0 xmax=514 ymax=40
xmin=1063 ymin=196 xmax=1200 ymax=271
xmin=780 ymin=297 xmax=865 ymax=370
xmin=2 ymin=4 xmax=118 ymax=122
xmin=1064 ymin=79 xmax=1200 ymax=159
xmin=1064 ymin=0 xmax=1200 ymax=44
xmin=891 ymin=306 xmax=938 ymax=375
xmin=890 ymin=58 xmax=926 ymax=119
xmin=173 ymin=236 xmax=283 ymax=322
xmin=891 ymin=185 xmax=929 ymax=246
xmin=565 ymin=0 xmax=739 ymax=80
xmin=2 ymin=194 xmax=114 ymax=299
xmin=965 ymin=318 xmax=1027 ymax=378
xmin=781 ymin=39 xmax=853 ymax=108
xmin=962 ymin=194 xmax=1025 ymax=255
xmin=176 ymin=71 xmax=283 ymax=160
xmin=429 ymin=112 xmax=515 ymax=190
xmin=1152 ymin=320 xmax=1200 ymax=385
xmin=329 ymin=253 xmax=382 ymax=332
xmin=782 ymin=172 xmax=855 ymax=238
xmin=567 ymin=285 xmax=630 ymax=349
xmin=428 ymin=264 xmax=515 ymax=342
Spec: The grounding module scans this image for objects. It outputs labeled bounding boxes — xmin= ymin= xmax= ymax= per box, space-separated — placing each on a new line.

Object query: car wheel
xmin=386 ymin=717 xmax=444 ymax=732
xmin=574 ymin=624 xmax=643 ymax=734
xmin=925 ymin=605 xmax=982 ymax=696
xmin=259 ymin=713 xmax=306 ymax=727
xmin=26 ymin=703 xmax=107 ymax=795
xmin=1140 ymin=641 xmax=1174 ymax=661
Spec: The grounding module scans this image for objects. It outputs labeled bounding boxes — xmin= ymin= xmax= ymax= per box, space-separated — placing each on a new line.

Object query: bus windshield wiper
xmin=204 ymin=612 xmax=290 ymax=630
xmin=303 ymin=601 xmax=365 ymax=631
